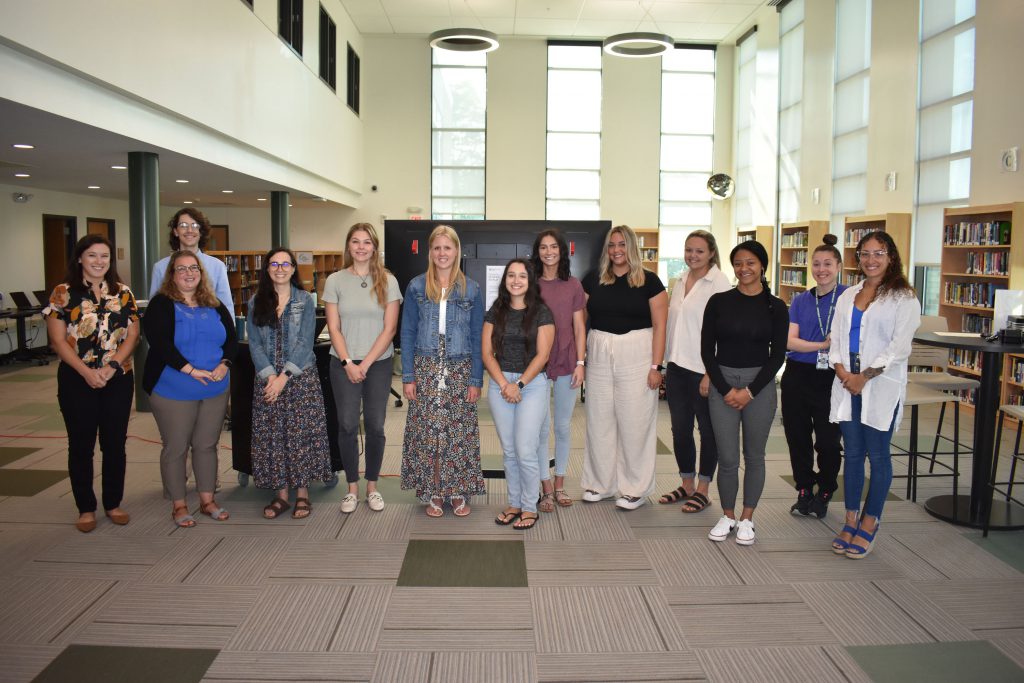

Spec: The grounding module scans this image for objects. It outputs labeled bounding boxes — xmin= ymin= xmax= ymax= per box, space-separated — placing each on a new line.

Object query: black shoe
xmin=790 ymin=488 xmax=813 ymax=516
xmin=809 ymin=489 xmax=833 ymax=519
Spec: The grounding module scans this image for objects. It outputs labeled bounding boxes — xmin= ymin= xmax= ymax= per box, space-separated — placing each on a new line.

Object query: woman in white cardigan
xmin=828 ymin=231 xmax=920 ymax=559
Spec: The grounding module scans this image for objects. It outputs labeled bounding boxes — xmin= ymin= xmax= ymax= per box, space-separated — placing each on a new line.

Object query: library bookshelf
xmin=842 ymin=213 xmax=911 ymax=286
xmin=737 ymin=225 xmax=774 ymax=290
xmin=777 ymin=220 xmax=828 ymax=304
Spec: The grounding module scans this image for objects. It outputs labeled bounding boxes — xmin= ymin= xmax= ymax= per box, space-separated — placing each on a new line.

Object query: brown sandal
xmin=172 ymin=505 xmax=196 ymax=528
xmin=292 ymin=497 xmax=312 ymax=519
xmin=264 ymin=497 xmax=291 ymax=519
xmin=538 ymin=492 xmax=555 ymax=513
xmin=659 ymin=486 xmax=689 ymax=504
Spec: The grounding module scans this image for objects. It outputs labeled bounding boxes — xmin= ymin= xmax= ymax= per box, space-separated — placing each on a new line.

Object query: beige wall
xmin=798 ymin=0 xmax=836 ymax=223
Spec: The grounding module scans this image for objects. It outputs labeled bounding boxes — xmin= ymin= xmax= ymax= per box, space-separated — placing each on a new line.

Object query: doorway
xmin=42 ymin=215 xmax=77 ymax=292
xmin=209 ymin=224 xmax=230 ymax=251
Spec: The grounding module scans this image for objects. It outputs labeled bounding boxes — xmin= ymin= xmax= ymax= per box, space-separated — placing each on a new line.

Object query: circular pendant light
xmin=602 ymin=32 xmax=673 ymax=58
xmin=429 ymin=28 xmax=500 ymax=53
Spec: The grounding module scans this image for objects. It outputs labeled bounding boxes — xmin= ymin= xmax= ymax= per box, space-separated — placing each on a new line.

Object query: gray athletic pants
xmin=708 ymin=365 xmax=777 ymax=510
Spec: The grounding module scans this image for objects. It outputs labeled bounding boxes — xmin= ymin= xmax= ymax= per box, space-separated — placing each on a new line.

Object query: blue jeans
xmin=538 ymin=373 xmax=577 ymax=479
xmin=489 ymin=371 xmax=549 ymax=513
xmin=840 ymin=394 xmax=897 ymax=519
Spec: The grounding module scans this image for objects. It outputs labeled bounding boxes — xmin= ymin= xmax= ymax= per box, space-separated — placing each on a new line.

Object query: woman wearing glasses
xmin=143 ymin=251 xmax=237 ymax=527
xmin=247 ymin=248 xmax=332 ymax=520
xmin=44 ymin=234 xmax=140 ymax=533
xmin=400 ymin=225 xmax=486 ymax=517
xmin=149 ymin=208 xmax=233 ymax=309
xmin=322 ymin=224 xmax=402 ymax=514
xmin=829 ymin=232 xmax=920 ymax=558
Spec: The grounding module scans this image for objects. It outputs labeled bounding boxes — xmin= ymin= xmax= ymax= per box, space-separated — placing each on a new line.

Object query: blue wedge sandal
xmin=831 ymin=523 xmax=859 ymax=554
xmin=845 ymin=523 xmax=880 ymax=559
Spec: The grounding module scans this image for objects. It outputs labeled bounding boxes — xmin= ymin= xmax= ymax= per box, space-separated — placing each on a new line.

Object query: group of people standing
xmin=44 ymin=213 xmax=920 ymax=558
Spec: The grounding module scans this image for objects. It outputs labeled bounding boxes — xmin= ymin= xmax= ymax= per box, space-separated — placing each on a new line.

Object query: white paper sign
xmin=485 ymin=265 xmax=505 ymax=311
xmin=994 ymin=289 xmax=1024 ymax=333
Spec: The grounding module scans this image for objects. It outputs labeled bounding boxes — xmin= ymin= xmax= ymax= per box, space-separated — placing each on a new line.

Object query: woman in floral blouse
xmin=44 ymin=234 xmax=140 ymax=533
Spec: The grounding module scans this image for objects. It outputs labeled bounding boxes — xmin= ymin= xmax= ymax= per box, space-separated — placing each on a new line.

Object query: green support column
xmin=271 ymin=191 xmax=290 ymax=248
xmin=128 ymin=151 xmax=160 ymax=411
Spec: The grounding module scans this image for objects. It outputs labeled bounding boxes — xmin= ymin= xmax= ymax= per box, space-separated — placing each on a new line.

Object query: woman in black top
xmin=580 ymin=225 xmax=667 ymax=510
xmin=483 ymin=259 xmax=554 ymax=530
xmin=701 ymin=241 xmax=788 ymax=546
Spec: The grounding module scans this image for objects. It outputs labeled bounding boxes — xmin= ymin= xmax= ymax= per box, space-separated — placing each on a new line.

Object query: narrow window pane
xmin=547 ymin=132 xmax=601 ymax=170
xmin=547 ymin=170 xmax=600 ymax=200
xmin=661 ymin=202 xmax=712 ymax=226
xmin=546 ymin=200 xmax=601 ymax=220
xmin=662 ymin=48 xmax=715 ymax=73
xmin=921 ymin=0 xmax=975 ymax=40
xmin=547 ymin=70 xmax=602 ymax=132
xmin=432 ymin=131 xmax=486 ymax=166
xmin=548 ymin=45 xmax=601 ymax=69
xmin=661 ymin=136 xmax=713 ymax=172
xmin=432 ymin=51 xmax=486 ymax=218
xmin=834 ymin=74 xmax=869 ymax=135
xmin=835 ymin=0 xmax=871 ymax=80
xmin=833 ymin=130 xmax=869 ymax=178
xmin=661 ymin=73 xmax=715 ymax=135
xmin=433 ymin=68 xmax=487 ymax=128
xmin=432 ymin=168 xmax=485 ymax=198
xmin=660 ymin=173 xmax=709 ymax=202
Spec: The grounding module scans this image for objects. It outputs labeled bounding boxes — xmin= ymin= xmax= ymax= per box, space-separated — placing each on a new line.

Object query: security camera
xmin=12 ymin=193 xmax=32 ymax=203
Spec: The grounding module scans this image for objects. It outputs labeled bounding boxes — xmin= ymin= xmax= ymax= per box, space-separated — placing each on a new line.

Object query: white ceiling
xmin=341 ymin=0 xmax=767 ymax=42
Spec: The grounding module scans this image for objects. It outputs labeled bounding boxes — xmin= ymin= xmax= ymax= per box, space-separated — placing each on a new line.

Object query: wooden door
xmin=209 ymin=225 xmax=229 ymax=251
xmin=42 ymin=215 xmax=77 ymax=292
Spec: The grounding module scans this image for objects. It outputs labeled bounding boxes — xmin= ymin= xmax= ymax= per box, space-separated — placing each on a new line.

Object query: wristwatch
xmin=220 ymin=358 xmax=232 ymax=368
xmin=651 ymin=364 xmax=664 ymax=372
xmin=517 ymin=380 xmax=526 ymax=389
xmin=284 ymin=369 xmax=294 ymax=378
xmin=339 ymin=358 xmax=349 ymax=367
xmin=107 ymin=360 xmax=123 ymax=375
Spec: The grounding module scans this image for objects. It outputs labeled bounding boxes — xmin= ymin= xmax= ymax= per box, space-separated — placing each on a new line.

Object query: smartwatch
xmin=651 ymin=364 xmax=664 ymax=372
xmin=339 ymin=358 xmax=349 ymax=367
xmin=517 ymin=380 xmax=525 ymax=389
xmin=107 ymin=360 xmax=123 ymax=375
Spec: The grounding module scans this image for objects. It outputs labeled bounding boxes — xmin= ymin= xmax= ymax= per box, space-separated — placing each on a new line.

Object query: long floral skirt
xmin=401 ymin=342 xmax=485 ymax=502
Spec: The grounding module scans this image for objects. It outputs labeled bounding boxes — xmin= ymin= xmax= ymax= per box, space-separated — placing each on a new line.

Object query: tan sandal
xmin=426 ymin=497 xmax=444 ymax=517
xmin=538 ymin=492 xmax=555 ymax=513
xmin=452 ymin=496 xmax=471 ymax=517
xmin=554 ymin=489 xmax=573 ymax=507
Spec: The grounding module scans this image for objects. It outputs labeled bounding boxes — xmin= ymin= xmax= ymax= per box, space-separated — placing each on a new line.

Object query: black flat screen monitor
xmin=383 ymin=220 xmax=613 ymax=299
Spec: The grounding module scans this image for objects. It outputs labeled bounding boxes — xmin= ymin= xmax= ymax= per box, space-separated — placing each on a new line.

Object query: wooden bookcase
xmin=842 ymin=213 xmax=912 ymax=285
xmin=736 ymin=225 xmax=774 ymax=289
xmin=635 ymin=228 xmax=660 ymax=272
xmin=777 ymin=220 xmax=828 ymax=304
xmin=937 ymin=202 xmax=1024 ymax=410
xmin=207 ymin=250 xmax=345 ymax=315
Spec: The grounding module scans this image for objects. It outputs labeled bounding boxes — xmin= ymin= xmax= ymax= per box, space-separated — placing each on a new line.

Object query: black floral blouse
xmin=43 ymin=281 xmax=140 ymax=371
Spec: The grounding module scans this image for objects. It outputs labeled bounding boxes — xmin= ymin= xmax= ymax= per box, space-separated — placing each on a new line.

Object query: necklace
xmin=352 ymin=268 xmax=370 ymax=288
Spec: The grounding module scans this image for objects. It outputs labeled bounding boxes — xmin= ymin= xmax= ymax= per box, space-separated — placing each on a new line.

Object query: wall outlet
xmin=1002 ymin=147 xmax=1019 ymax=173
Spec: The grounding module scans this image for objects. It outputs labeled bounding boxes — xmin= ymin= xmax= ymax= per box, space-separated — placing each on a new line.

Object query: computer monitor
xmin=33 ymin=290 xmax=49 ymax=307
xmin=9 ymin=292 xmax=37 ymax=311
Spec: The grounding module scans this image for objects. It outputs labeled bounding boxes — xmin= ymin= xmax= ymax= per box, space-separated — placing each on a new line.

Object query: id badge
xmin=816 ymin=350 xmax=830 ymax=370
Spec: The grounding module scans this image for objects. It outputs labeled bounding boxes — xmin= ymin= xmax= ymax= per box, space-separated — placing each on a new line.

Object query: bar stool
xmin=891 ymin=383 xmax=961 ymax=506
xmin=983 ymin=404 xmax=1024 ymax=537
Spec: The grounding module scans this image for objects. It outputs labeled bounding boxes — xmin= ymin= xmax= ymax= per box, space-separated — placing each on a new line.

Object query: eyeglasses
xmin=174 ymin=264 xmax=201 ymax=274
xmin=176 ymin=222 xmax=201 ymax=232
xmin=269 ymin=261 xmax=294 ymax=270
xmin=856 ymin=250 xmax=888 ymax=259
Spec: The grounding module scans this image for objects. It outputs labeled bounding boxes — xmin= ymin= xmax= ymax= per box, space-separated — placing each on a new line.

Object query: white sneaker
xmin=367 ymin=491 xmax=384 ymax=512
xmin=582 ymin=489 xmax=606 ymax=503
xmin=340 ymin=493 xmax=358 ymax=514
xmin=735 ymin=519 xmax=756 ymax=546
xmin=708 ymin=515 xmax=737 ymax=542
xmin=615 ymin=495 xmax=646 ymax=510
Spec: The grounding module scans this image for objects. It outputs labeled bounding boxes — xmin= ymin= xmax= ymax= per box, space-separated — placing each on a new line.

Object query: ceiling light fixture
xmin=14 ymin=173 xmax=30 ymax=178
xmin=183 ymin=200 xmax=194 ymax=204
xmin=12 ymin=144 xmax=35 ymax=150
xmin=604 ymin=1 xmax=673 ymax=58
xmin=257 ymin=198 xmax=267 ymax=201
xmin=87 ymin=185 xmax=100 ymax=189
xmin=429 ymin=28 xmax=499 ymax=53
xmin=111 ymin=165 xmax=127 ymax=170
xmin=176 ymin=179 xmax=189 ymax=183
xmin=221 ymin=189 xmax=233 ymax=194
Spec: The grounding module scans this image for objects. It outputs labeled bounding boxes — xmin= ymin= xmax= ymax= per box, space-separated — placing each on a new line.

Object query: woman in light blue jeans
xmin=531 ymin=229 xmax=587 ymax=510
xmin=483 ymin=259 xmax=555 ymax=530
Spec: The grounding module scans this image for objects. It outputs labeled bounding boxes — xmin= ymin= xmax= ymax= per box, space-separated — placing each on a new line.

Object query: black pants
xmin=328 ymin=356 xmax=392 ymax=484
xmin=56 ymin=362 xmax=134 ymax=513
xmin=665 ymin=363 xmax=718 ymax=481
xmin=780 ymin=360 xmax=841 ymax=494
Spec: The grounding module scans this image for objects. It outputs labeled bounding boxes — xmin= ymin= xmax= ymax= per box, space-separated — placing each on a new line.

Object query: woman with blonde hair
xmin=400 ymin=225 xmax=486 ymax=517
xmin=323 ymin=223 xmax=402 ymax=513
xmin=143 ymin=251 xmax=237 ymax=527
xmin=580 ymin=225 xmax=667 ymax=510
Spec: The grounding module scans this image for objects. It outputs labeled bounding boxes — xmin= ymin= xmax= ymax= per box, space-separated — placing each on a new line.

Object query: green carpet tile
xmin=0 ymin=402 xmax=58 ymax=416
xmin=398 ymin=539 xmax=527 ymax=587
xmin=0 ymin=445 xmax=40 ymax=467
xmin=966 ymin=529 xmax=1024 ymax=574
xmin=656 ymin=437 xmax=671 ymax=455
xmin=846 ymin=641 xmax=1024 ymax=683
xmin=778 ymin=474 xmax=901 ymax=502
xmin=0 ymin=372 xmax=51 ymax=382
xmin=0 ymin=469 xmax=68 ymax=496
xmin=19 ymin=414 xmax=68 ymax=431
xmin=32 ymin=645 xmax=218 ymax=683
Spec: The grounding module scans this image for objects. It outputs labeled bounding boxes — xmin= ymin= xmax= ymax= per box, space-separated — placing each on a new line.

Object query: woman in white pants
xmin=580 ymin=225 xmax=667 ymax=510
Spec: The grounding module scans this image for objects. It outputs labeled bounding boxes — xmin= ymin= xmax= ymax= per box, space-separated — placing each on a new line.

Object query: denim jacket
xmin=400 ymin=273 xmax=484 ymax=387
xmin=246 ymin=285 xmax=316 ymax=380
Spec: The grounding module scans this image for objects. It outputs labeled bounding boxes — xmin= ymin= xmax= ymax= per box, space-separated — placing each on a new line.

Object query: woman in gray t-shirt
xmin=322 ymin=223 xmax=402 ymax=514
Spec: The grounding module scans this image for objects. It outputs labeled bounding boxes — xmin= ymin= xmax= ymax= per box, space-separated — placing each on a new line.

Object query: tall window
xmin=279 ymin=0 xmax=303 ymax=55
xmin=830 ymin=0 xmax=872 ymax=232
xmin=546 ymin=43 xmax=602 ymax=220
xmin=431 ymin=49 xmax=486 ymax=220
xmin=319 ymin=5 xmax=337 ymax=91
xmin=659 ymin=46 xmax=716 ymax=282
xmin=733 ymin=30 xmax=757 ymax=229
xmin=777 ymin=0 xmax=804 ymax=224
xmin=347 ymin=44 xmax=361 ymax=114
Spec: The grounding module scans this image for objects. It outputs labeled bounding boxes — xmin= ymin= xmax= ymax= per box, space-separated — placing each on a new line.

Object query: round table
xmin=913 ymin=330 xmax=1024 ymax=530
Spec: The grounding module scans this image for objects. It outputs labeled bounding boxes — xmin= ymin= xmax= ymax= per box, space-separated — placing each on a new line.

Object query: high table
xmin=913 ymin=330 xmax=1024 ymax=530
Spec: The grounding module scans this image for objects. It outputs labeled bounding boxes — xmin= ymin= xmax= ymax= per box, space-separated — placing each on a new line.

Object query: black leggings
xmin=780 ymin=360 xmax=841 ymax=494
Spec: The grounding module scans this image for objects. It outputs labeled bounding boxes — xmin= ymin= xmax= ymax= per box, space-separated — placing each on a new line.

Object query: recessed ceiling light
xmin=14 ymin=173 xmax=30 ymax=178
xmin=221 ymin=189 xmax=233 ymax=194
xmin=87 ymin=185 xmax=101 ymax=189
xmin=176 ymin=179 xmax=189 ymax=183
xmin=110 ymin=165 xmax=127 ymax=170
xmin=183 ymin=200 xmax=193 ymax=204
xmin=257 ymin=197 xmax=267 ymax=201
xmin=289 ymin=204 xmax=293 ymax=207
xmin=12 ymin=144 xmax=34 ymax=150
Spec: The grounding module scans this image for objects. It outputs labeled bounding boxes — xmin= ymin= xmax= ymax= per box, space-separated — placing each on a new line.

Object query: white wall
xmin=0 ymin=0 xmax=364 ymax=206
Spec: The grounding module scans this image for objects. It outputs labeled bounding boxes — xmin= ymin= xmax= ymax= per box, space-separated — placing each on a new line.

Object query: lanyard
xmin=815 ymin=285 xmax=838 ymax=339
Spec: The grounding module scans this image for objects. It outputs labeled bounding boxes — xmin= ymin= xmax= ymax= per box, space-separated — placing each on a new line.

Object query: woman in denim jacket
xmin=400 ymin=225 xmax=486 ymax=517
xmin=247 ymin=248 xmax=332 ymax=520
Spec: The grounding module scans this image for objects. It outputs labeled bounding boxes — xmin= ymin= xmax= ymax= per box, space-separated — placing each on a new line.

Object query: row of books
xmin=942 ymin=281 xmax=1006 ymax=308
xmin=963 ymin=250 xmax=1010 ymax=276
xmin=949 ymin=349 xmax=981 ymax=372
xmin=779 ymin=270 xmax=807 ymax=286
xmin=221 ymin=255 xmax=263 ymax=273
xmin=844 ymin=226 xmax=881 ymax=247
xmin=1011 ymin=359 xmax=1024 ymax=384
xmin=961 ymin=313 xmax=993 ymax=335
xmin=780 ymin=231 xmax=809 ymax=247
xmin=943 ymin=220 xmax=1011 ymax=246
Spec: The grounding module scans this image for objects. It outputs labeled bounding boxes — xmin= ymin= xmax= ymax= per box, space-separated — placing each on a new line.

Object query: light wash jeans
xmin=538 ymin=373 xmax=577 ymax=479
xmin=489 ymin=371 xmax=549 ymax=513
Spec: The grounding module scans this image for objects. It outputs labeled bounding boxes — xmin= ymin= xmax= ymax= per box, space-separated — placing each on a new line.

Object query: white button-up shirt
xmin=829 ymin=281 xmax=921 ymax=431
xmin=665 ymin=264 xmax=732 ymax=373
